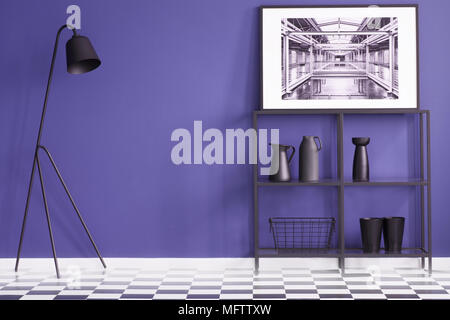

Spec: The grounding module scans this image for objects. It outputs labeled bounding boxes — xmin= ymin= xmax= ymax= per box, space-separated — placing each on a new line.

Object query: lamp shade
xmin=65 ymin=35 xmax=101 ymax=74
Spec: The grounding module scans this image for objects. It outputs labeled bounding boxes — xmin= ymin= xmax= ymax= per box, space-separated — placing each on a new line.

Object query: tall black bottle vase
xmin=352 ymin=137 xmax=370 ymax=182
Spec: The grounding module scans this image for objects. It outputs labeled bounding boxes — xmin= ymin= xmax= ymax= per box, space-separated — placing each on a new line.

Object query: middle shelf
xmin=257 ymin=178 xmax=428 ymax=187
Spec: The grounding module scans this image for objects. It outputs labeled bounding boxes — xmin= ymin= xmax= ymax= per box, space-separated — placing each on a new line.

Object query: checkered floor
xmin=1 ymin=266 xmax=450 ymax=300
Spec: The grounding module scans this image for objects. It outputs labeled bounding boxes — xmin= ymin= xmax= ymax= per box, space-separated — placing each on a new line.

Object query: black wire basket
xmin=269 ymin=217 xmax=335 ymax=250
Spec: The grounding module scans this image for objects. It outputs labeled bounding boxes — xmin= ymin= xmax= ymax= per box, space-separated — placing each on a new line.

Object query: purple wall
xmin=0 ymin=0 xmax=449 ymax=258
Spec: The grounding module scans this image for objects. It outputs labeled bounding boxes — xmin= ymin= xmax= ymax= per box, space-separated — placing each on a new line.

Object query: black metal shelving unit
xmin=253 ymin=108 xmax=431 ymax=274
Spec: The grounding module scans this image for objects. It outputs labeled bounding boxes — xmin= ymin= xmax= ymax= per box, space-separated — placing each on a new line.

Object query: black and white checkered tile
xmin=0 ymin=267 xmax=450 ymax=300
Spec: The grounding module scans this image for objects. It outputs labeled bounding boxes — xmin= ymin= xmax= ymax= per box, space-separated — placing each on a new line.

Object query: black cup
xmin=360 ymin=218 xmax=383 ymax=253
xmin=383 ymin=217 xmax=405 ymax=253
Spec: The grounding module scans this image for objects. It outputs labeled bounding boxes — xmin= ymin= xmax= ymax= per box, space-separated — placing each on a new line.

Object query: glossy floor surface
xmin=1 ymin=265 xmax=449 ymax=300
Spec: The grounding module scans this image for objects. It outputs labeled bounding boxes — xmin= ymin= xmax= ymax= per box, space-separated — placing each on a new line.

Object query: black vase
xmin=352 ymin=137 xmax=370 ymax=182
xmin=360 ymin=218 xmax=383 ymax=253
xmin=383 ymin=217 xmax=405 ymax=253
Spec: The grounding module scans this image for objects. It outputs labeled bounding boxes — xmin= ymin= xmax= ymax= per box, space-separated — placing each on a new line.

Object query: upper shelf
xmin=254 ymin=109 xmax=429 ymax=115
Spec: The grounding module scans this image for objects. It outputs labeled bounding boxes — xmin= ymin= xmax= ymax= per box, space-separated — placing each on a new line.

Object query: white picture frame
xmin=261 ymin=5 xmax=418 ymax=109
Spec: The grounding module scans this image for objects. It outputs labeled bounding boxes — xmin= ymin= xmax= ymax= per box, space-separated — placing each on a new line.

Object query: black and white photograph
xmin=262 ymin=6 xmax=418 ymax=109
xmin=282 ymin=17 xmax=398 ymax=100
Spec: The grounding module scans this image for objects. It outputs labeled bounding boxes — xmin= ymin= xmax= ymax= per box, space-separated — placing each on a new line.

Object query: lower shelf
xmin=257 ymin=247 xmax=429 ymax=258
xmin=345 ymin=248 xmax=429 ymax=258
xmin=258 ymin=248 xmax=340 ymax=258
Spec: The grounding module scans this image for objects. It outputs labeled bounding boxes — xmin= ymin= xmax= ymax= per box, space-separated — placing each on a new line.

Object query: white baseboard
xmin=1 ymin=257 xmax=449 ymax=272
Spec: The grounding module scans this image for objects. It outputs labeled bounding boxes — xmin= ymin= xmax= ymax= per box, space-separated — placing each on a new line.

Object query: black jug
xmin=360 ymin=218 xmax=383 ymax=253
xmin=299 ymin=136 xmax=322 ymax=182
xmin=269 ymin=144 xmax=295 ymax=182
xmin=352 ymin=137 xmax=370 ymax=182
xmin=383 ymin=217 xmax=405 ymax=253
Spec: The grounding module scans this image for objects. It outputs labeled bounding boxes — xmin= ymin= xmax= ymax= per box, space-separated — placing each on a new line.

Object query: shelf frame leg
xmin=253 ymin=111 xmax=259 ymax=275
xmin=337 ymin=112 xmax=345 ymax=274
xmin=426 ymin=111 xmax=432 ymax=275
xmin=418 ymin=113 xmax=426 ymax=270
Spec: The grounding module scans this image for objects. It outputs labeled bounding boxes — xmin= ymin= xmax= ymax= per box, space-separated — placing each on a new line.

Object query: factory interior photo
xmin=281 ymin=17 xmax=398 ymax=100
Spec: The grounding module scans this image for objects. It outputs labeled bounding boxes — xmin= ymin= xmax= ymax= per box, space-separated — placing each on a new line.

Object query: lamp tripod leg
xmin=36 ymin=154 xmax=60 ymax=278
xmin=38 ymin=146 xmax=106 ymax=269
xmin=15 ymin=155 xmax=37 ymax=272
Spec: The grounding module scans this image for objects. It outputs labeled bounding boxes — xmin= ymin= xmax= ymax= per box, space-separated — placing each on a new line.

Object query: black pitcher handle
xmin=314 ymin=136 xmax=322 ymax=151
xmin=287 ymin=145 xmax=295 ymax=163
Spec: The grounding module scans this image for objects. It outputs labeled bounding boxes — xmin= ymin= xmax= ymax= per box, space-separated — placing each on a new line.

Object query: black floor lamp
xmin=15 ymin=24 xmax=106 ymax=278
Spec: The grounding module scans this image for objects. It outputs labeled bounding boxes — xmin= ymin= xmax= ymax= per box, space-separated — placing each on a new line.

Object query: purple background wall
xmin=0 ymin=0 xmax=449 ymax=258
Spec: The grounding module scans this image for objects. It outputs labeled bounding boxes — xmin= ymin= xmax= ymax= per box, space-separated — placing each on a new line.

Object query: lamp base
xmin=15 ymin=145 xmax=106 ymax=278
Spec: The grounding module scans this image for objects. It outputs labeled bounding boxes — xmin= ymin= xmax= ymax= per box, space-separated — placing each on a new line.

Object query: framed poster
xmin=261 ymin=5 xmax=418 ymax=109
